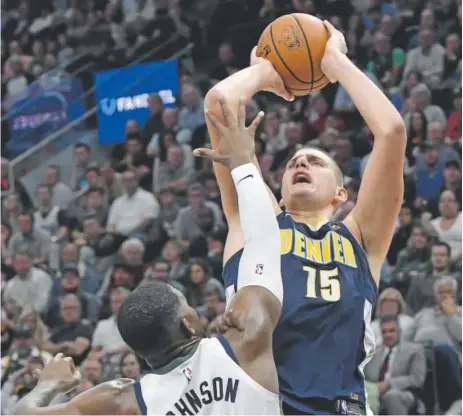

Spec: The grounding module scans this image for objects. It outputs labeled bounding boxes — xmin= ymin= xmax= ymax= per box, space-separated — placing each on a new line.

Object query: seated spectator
xmin=446 ymin=85 xmax=462 ymax=144
xmin=90 ymin=287 xmax=130 ymax=381
xmin=143 ymin=258 xmax=185 ymax=294
xmin=16 ymin=307 xmax=49 ymax=349
xmin=406 ymin=242 xmax=460 ymax=314
xmin=333 ymin=136 xmax=361 ymax=181
xmin=404 ymin=29 xmax=445 ymax=89
xmin=162 ymin=240 xmax=187 ymax=281
xmin=430 ymin=190 xmax=462 ymax=263
xmin=80 ymin=357 xmax=102 ymax=385
xmin=43 ymin=165 xmax=73 ymax=210
xmin=387 ymin=204 xmax=414 ymax=266
xmin=406 ymin=83 xmax=447 ymax=129
xmin=141 ymin=93 xmax=164 ymax=143
xmin=119 ymin=351 xmax=142 ymax=380
xmin=56 ymin=243 xmax=101 ymax=294
xmin=415 ymin=122 xmax=460 ymax=172
xmin=46 ymin=264 xmax=101 ymax=327
xmin=175 ymin=183 xmax=224 ymax=242
xmin=157 ymin=188 xmax=181 ymax=237
xmin=107 ymin=169 xmax=160 ymax=236
xmin=1 ymin=355 xmax=44 ymax=415
xmin=99 ymin=162 xmax=124 ymax=204
xmin=6 ymin=212 xmax=51 ymax=266
xmin=405 ymin=110 xmax=428 ymax=167
xmin=75 ymin=186 xmax=108 ymax=230
xmin=426 ymin=160 xmax=461 ymax=218
xmin=43 ymin=294 xmax=93 ymax=366
xmin=178 ymin=83 xmax=205 ymax=133
xmin=367 ymin=32 xmax=404 ymax=88
xmin=3 ymin=251 xmax=52 ymax=314
xmin=1 ymin=324 xmax=52 ymax=387
xmin=2 ymin=194 xmax=23 ymax=234
xmin=414 ymin=142 xmax=444 ymax=203
xmin=118 ymin=238 xmax=145 ymax=281
xmin=371 ymin=288 xmax=414 ymax=344
xmin=404 ymin=276 xmax=462 ymax=356
xmin=71 ymin=143 xmax=92 ymax=191
xmin=32 ymin=184 xmax=70 ymax=240
xmin=364 ymin=316 xmax=426 ymax=415
xmin=98 ymin=263 xmax=136 ymax=318
xmin=392 ymin=224 xmax=431 ymax=285
xmin=183 ymin=258 xmax=225 ymax=310
xmin=146 ymin=108 xmax=192 ymax=156
xmin=196 ymin=289 xmax=226 ymax=329
xmin=153 ymin=143 xmax=194 ymax=195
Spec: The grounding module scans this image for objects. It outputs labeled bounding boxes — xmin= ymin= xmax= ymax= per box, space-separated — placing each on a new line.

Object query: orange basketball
xmin=256 ymin=13 xmax=329 ymax=96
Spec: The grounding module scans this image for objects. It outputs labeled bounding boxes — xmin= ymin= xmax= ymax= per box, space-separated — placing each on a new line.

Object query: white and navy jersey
xmin=134 ymin=336 xmax=281 ymax=415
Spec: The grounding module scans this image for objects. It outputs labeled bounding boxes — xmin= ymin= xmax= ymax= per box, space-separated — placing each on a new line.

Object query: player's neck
xmin=148 ymin=338 xmax=201 ymax=373
xmin=286 ymin=208 xmax=332 ymax=228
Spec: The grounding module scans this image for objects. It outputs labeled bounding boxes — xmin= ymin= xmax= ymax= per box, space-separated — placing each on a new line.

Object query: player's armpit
xmin=344 ymin=124 xmax=406 ymax=284
xmin=18 ymin=379 xmax=141 ymax=415
xmin=221 ymin=285 xmax=280 ymax=394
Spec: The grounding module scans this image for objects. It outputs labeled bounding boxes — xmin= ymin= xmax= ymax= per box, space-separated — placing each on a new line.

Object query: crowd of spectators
xmin=1 ymin=0 xmax=462 ymax=414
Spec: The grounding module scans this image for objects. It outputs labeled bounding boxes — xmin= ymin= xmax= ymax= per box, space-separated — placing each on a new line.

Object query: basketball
xmin=256 ymin=14 xmax=329 ymax=96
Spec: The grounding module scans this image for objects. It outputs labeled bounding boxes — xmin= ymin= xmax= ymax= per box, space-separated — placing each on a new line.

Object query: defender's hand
xmin=194 ymin=95 xmax=264 ymax=169
xmin=321 ymin=20 xmax=348 ymax=83
xmin=250 ymin=47 xmax=294 ymax=101
xmin=33 ymin=353 xmax=81 ymax=394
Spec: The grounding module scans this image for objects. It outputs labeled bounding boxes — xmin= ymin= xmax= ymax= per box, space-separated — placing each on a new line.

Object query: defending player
xmin=196 ymin=21 xmax=406 ymax=415
xmin=14 ymin=99 xmax=283 ymax=415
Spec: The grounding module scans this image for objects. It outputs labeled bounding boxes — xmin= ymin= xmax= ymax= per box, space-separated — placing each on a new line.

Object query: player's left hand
xmin=194 ymin=95 xmax=264 ymax=169
xmin=321 ymin=20 xmax=348 ymax=83
xmin=250 ymin=47 xmax=294 ymax=101
xmin=33 ymin=353 xmax=81 ymax=394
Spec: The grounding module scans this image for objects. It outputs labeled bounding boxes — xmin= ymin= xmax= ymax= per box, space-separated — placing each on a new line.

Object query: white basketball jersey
xmin=134 ymin=336 xmax=281 ymax=415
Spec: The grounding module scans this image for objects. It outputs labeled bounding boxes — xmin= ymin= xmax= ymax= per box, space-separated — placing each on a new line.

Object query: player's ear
xmin=333 ymin=186 xmax=348 ymax=208
xmin=181 ymin=317 xmax=196 ymax=337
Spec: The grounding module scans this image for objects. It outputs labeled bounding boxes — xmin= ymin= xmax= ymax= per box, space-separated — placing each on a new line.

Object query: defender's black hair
xmin=117 ymin=281 xmax=182 ymax=359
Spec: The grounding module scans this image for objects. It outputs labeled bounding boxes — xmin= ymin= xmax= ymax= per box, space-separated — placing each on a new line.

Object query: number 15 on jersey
xmin=304 ymin=266 xmax=341 ymax=302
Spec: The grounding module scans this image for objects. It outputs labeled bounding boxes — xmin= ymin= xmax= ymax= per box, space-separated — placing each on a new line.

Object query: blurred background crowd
xmin=0 ymin=0 xmax=461 ymax=414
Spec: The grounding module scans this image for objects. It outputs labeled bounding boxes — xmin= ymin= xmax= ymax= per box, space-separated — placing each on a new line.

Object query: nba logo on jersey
xmin=183 ymin=367 xmax=192 ymax=382
xmin=255 ymin=264 xmax=264 ymax=275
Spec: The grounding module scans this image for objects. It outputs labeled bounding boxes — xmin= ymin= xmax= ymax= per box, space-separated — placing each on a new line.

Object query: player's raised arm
xmin=203 ymin=54 xmax=293 ymax=230
xmin=195 ymin=96 xmax=282 ymax=394
xmin=321 ymin=22 xmax=406 ymax=283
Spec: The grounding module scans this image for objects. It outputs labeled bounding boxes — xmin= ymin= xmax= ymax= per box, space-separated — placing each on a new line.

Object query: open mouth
xmin=292 ymin=171 xmax=312 ymax=185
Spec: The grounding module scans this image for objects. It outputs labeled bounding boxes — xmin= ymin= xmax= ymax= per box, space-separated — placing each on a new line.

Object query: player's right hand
xmin=33 ymin=353 xmax=81 ymax=394
xmin=250 ymin=47 xmax=294 ymax=102
xmin=194 ymin=95 xmax=264 ymax=169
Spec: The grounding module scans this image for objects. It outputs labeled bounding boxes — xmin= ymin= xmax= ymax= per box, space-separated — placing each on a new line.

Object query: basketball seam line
xmin=291 ymin=14 xmax=315 ymax=93
xmin=270 ymin=21 xmax=313 ymax=86
xmin=287 ymin=77 xmax=328 ymax=90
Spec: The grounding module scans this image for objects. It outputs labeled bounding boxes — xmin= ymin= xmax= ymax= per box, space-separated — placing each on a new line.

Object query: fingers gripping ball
xmin=257 ymin=13 xmax=329 ymax=96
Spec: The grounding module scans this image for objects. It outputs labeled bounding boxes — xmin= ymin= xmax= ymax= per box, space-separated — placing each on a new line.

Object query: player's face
xmin=281 ymin=148 xmax=344 ymax=211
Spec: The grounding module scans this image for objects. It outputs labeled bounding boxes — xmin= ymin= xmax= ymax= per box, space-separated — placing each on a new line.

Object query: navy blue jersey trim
xmin=217 ymin=334 xmax=239 ymax=366
xmin=134 ymin=381 xmax=147 ymax=415
xmin=338 ymin=222 xmax=378 ymax=294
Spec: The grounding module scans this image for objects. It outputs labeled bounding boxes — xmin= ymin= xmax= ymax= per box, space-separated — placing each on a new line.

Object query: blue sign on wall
xmin=94 ymin=60 xmax=179 ymax=145
xmin=5 ymin=74 xmax=86 ymax=157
